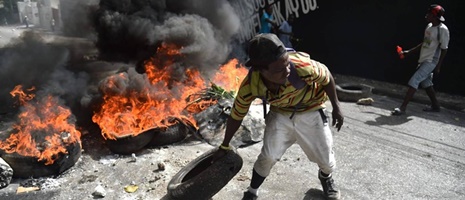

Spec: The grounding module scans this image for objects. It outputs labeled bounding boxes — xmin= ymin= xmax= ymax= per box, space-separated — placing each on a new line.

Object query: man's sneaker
xmin=319 ymin=173 xmax=341 ymax=200
xmin=242 ymin=191 xmax=258 ymax=200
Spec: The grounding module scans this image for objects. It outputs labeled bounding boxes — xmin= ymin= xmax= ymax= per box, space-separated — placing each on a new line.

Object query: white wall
xmin=38 ymin=0 xmax=53 ymax=30
xmin=17 ymin=0 xmax=39 ymax=26
xmin=17 ymin=0 xmax=59 ymax=31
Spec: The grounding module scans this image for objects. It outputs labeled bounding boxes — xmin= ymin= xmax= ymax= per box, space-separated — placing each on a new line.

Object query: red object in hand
xmin=396 ymin=45 xmax=405 ymax=59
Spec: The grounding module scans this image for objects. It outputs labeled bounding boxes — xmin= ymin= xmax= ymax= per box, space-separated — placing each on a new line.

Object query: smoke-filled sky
xmin=94 ymin=0 xmax=240 ymax=72
xmin=0 ymin=0 xmax=242 ymax=127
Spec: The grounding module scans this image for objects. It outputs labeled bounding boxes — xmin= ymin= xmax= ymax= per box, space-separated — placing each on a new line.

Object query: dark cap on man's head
xmin=429 ymin=4 xmax=445 ymax=22
xmin=245 ymin=33 xmax=286 ymax=67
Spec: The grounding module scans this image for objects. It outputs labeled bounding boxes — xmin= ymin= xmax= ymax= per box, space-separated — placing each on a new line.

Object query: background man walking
xmin=392 ymin=4 xmax=450 ymax=115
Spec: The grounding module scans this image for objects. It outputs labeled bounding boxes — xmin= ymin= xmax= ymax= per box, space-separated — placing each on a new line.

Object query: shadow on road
xmin=358 ymin=95 xmax=465 ymax=128
xmin=303 ymin=188 xmax=325 ymax=200
xmin=364 ymin=112 xmax=413 ymax=126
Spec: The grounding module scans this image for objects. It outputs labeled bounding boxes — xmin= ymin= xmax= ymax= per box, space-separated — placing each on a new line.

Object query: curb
xmin=334 ymin=74 xmax=465 ymax=112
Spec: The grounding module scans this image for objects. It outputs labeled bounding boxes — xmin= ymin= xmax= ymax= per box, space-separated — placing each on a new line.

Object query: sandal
xmin=391 ymin=108 xmax=405 ymax=116
xmin=423 ymin=106 xmax=440 ymax=112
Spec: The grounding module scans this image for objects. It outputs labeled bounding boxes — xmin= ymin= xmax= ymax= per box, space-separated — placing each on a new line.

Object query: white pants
xmin=253 ymin=109 xmax=336 ymax=177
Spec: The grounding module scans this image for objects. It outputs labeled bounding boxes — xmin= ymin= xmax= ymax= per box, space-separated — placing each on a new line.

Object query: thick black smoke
xmin=94 ymin=0 xmax=241 ymax=77
xmin=59 ymin=0 xmax=100 ymax=39
xmin=0 ymin=32 xmax=89 ymax=115
xmin=0 ymin=0 xmax=242 ymax=130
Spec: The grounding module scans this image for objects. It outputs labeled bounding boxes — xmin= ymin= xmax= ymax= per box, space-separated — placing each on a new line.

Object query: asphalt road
xmin=0 ymin=26 xmax=464 ymax=199
xmin=212 ymin=94 xmax=465 ymax=200
xmin=1 ymin=92 xmax=464 ymax=200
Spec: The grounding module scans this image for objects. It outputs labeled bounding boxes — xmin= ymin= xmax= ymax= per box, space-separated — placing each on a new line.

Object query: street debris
xmin=357 ymin=97 xmax=375 ymax=105
xmin=16 ymin=186 xmax=39 ymax=194
xmin=194 ymin=99 xmax=264 ymax=147
xmin=124 ymin=183 xmax=139 ymax=193
xmin=92 ymin=184 xmax=106 ymax=198
xmin=129 ymin=153 xmax=137 ymax=163
xmin=157 ymin=162 xmax=165 ymax=171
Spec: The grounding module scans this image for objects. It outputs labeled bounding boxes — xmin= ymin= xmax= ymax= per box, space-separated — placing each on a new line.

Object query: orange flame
xmin=185 ymin=98 xmax=217 ymax=114
xmin=212 ymin=59 xmax=248 ymax=92
xmin=0 ymin=85 xmax=82 ymax=165
xmin=92 ymin=43 xmax=249 ymax=140
xmin=10 ymin=85 xmax=35 ymax=105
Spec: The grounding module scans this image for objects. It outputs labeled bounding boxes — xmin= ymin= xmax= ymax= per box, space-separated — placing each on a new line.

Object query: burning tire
xmin=167 ymin=147 xmax=243 ymax=199
xmin=0 ymin=142 xmax=81 ymax=178
xmin=148 ymin=117 xmax=196 ymax=147
xmin=105 ymin=128 xmax=155 ymax=155
xmin=336 ymin=83 xmax=373 ymax=102
xmin=0 ymin=158 xmax=13 ymax=188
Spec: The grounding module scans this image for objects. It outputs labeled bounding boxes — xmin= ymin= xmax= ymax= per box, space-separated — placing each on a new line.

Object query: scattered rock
xmin=128 ymin=153 xmax=137 ymax=163
xmin=194 ymin=98 xmax=264 ymax=147
xmin=92 ymin=184 xmax=106 ymax=198
xmin=357 ymin=97 xmax=375 ymax=105
xmin=157 ymin=162 xmax=165 ymax=171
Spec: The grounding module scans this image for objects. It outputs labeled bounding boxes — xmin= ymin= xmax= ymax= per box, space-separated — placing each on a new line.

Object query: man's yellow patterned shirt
xmin=231 ymin=51 xmax=330 ymax=120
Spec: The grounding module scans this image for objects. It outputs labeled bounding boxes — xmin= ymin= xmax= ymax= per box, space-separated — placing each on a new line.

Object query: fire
xmin=185 ymin=98 xmax=217 ymax=114
xmin=212 ymin=59 xmax=249 ymax=92
xmin=0 ymin=85 xmax=82 ymax=165
xmin=92 ymin=43 xmax=249 ymax=140
xmin=185 ymin=59 xmax=248 ymax=114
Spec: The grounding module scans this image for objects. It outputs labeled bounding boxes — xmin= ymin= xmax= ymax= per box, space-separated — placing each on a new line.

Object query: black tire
xmin=147 ymin=117 xmax=196 ymax=147
xmin=167 ymin=147 xmax=243 ymax=200
xmin=0 ymin=142 xmax=81 ymax=178
xmin=0 ymin=157 xmax=13 ymax=189
xmin=336 ymin=83 xmax=372 ymax=102
xmin=105 ymin=128 xmax=155 ymax=154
